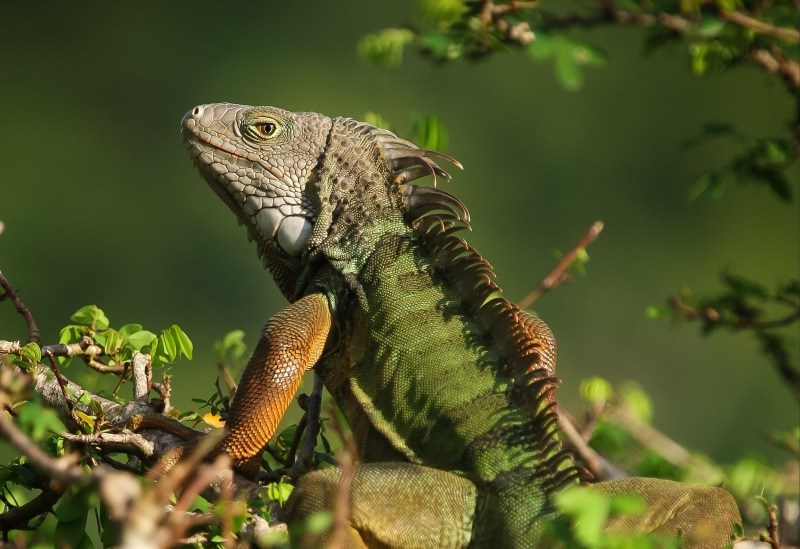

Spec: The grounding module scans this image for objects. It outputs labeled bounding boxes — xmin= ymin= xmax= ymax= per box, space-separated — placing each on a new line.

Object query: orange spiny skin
xmin=223 ymin=293 xmax=331 ymax=478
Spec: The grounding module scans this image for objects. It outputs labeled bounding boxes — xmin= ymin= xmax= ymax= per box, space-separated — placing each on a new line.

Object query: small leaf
xmin=413 ymin=115 xmax=449 ymax=152
xmin=99 ymin=329 xmax=123 ymax=356
xmin=697 ymin=16 xmax=726 ymax=38
xmin=74 ymin=410 xmax=96 ymax=432
xmin=17 ymin=401 xmax=66 ymax=441
xmin=420 ymin=0 xmax=467 ymax=25
xmin=159 ymin=330 xmax=177 ymax=362
xmin=18 ymin=342 xmax=42 ymax=366
xmin=55 ymin=492 xmax=91 ymax=522
xmin=554 ymin=46 xmax=583 ymax=91
xmin=645 ymin=306 xmax=670 ymax=320
xmin=70 ymin=305 xmax=109 ymax=330
xmin=357 ymin=29 xmax=415 ymax=68
xmin=59 ymin=324 xmax=87 ymax=345
xmin=266 ymin=480 xmax=294 ymax=506
xmin=689 ymin=42 xmax=709 ymax=75
xmin=554 ymin=486 xmax=609 ymax=546
xmin=609 ymin=493 xmax=646 ymax=516
xmin=619 ymin=382 xmax=653 ymax=423
xmin=527 ymin=34 xmax=554 ymax=60
xmin=304 ymin=510 xmax=333 ymax=534
xmin=363 ymin=112 xmax=390 ymax=131
xmin=125 ymin=329 xmax=157 ymax=351
xmin=580 ymin=376 xmax=613 ymax=405
xmin=169 ymin=324 xmax=193 ymax=360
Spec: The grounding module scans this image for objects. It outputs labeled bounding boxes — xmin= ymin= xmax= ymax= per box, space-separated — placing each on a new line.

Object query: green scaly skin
xmin=181 ymin=103 xmax=742 ymax=547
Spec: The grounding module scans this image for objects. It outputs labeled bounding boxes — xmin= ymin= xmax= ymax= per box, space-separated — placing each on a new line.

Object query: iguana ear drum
xmin=276 ymin=215 xmax=313 ymax=256
xmin=254 ymin=208 xmax=313 ymax=256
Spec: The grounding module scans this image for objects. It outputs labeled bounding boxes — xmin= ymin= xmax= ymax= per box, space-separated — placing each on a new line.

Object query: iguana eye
xmin=242 ymin=118 xmax=280 ymax=142
xmin=256 ymin=121 xmax=277 ymax=137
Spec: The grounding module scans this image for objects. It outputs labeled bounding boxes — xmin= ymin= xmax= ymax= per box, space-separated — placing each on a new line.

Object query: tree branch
xmin=718 ymin=10 xmax=799 ymax=43
xmin=0 ymin=270 xmax=40 ymax=345
xmin=518 ymin=220 xmax=603 ymax=309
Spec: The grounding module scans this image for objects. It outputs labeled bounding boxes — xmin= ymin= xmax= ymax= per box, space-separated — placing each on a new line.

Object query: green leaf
xmin=619 ymin=382 xmax=653 ymax=423
xmin=609 ymin=493 xmax=646 ymax=516
xmin=169 ymin=324 xmax=193 ymax=360
xmin=70 ymin=305 xmax=109 ymax=330
xmin=579 ymin=376 xmax=613 ymax=405
xmin=17 ymin=401 xmax=66 ymax=442
xmin=715 ymin=0 xmax=740 ymax=10
xmin=125 ymin=329 xmax=158 ymax=351
xmin=55 ymin=492 xmax=90 ymax=523
xmin=357 ymin=28 xmax=415 ymax=68
xmin=59 ymin=324 xmax=87 ymax=345
xmin=689 ymin=42 xmax=709 ymax=75
xmin=527 ymin=34 xmax=554 ymax=60
xmin=266 ymin=480 xmax=294 ymax=506
xmin=159 ymin=330 xmax=177 ymax=362
xmin=98 ymin=328 xmax=123 ymax=356
xmin=55 ymin=516 xmax=91 ymax=549
xmin=698 ymin=16 xmax=726 ymax=38
xmin=304 ymin=510 xmax=333 ymax=534
xmin=215 ymin=329 xmax=246 ymax=364
xmin=412 ymin=115 xmax=449 ymax=152
xmin=118 ymin=323 xmax=143 ymax=337
xmin=645 ymin=305 xmax=669 ymax=320
xmin=18 ymin=342 xmax=41 ymax=366
xmin=276 ymin=424 xmax=297 ymax=454
xmin=420 ymin=0 xmax=467 ymax=26
xmin=418 ymin=31 xmax=460 ymax=60
xmin=554 ymin=486 xmax=610 ymax=546
xmin=555 ymin=52 xmax=582 ymax=90
xmin=363 ymin=112 xmax=390 ymax=131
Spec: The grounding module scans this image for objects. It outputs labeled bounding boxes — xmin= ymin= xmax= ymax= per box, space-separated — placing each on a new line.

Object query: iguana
xmin=180 ymin=103 xmax=742 ymax=547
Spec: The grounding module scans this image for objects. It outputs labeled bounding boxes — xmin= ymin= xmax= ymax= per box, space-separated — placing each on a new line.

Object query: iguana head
xmin=182 ymin=103 xmax=463 ymax=298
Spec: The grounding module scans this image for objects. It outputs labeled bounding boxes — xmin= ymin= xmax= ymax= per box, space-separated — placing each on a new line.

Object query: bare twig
xmin=0 ymin=487 xmax=65 ymax=531
xmin=750 ymin=49 xmax=800 ymax=91
xmin=217 ymin=362 xmax=237 ymax=394
xmin=0 ymin=270 xmax=40 ymax=344
xmin=759 ymin=498 xmax=781 ymax=549
xmin=556 ymin=405 xmax=627 ymax=480
xmin=297 ymin=374 xmax=325 ymax=471
xmin=606 ymin=405 xmax=722 ymax=481
xmin=668 ymin=296 xmax=800 ymax=331
xmin=0 ymin=413 xmax=86 ymax=485
xmin=518 ymin=220 xmax=604 ymax=309
xmin=61 ymin=430 xmax=155 ymax=458
xmin=718 ymin=10 xmax=799 ymax=43
xmin=667 ymin=296 xmax=800 ymax=394
xmin=327 ymin=405 xmax=358 ymax=549
xmin=43 ymin=351 xmax=83 ymax=430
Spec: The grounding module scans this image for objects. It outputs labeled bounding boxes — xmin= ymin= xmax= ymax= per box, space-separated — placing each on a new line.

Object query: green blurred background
xmin=0 ymin=3 xmax=796 ymax=466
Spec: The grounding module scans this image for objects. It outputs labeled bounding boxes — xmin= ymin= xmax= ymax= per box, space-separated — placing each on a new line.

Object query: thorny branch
xmin=327 ymin=404 xmax=357 ymax=549
xmin=518 ymin=220 xmax=603 ymax=309
xmin=668 ymin=295 xmax=800 ymax=395
xmin=0 ymin=270 xmax=40 ymax=345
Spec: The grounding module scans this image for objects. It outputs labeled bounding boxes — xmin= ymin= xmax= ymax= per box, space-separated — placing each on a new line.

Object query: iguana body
xmin=181 ymin=103 xmax=741 ymax=547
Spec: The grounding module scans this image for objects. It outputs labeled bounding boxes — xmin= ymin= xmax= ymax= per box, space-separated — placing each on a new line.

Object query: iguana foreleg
xmin=224 ymin=293 xmax=331 ymax=477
